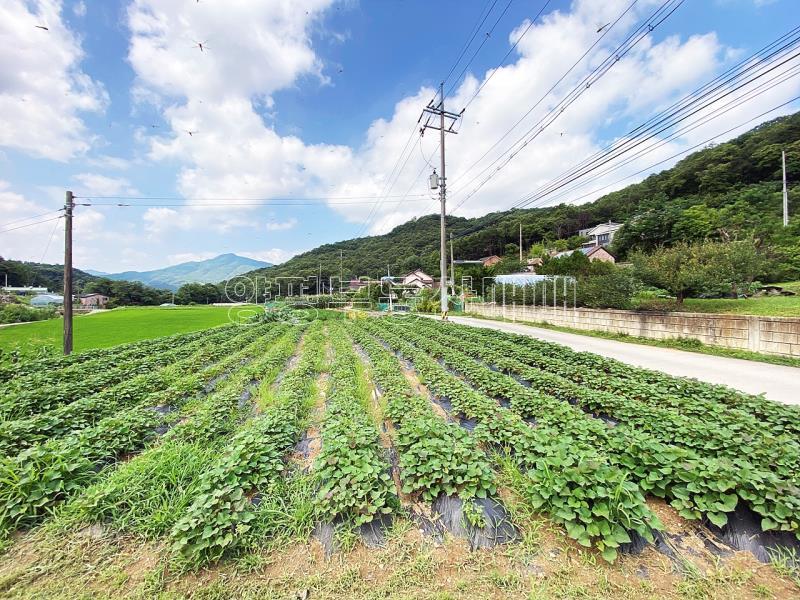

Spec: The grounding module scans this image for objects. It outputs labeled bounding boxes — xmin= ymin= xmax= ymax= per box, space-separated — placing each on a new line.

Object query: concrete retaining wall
xmin=465 ymin=303 xmax=800 ymax=358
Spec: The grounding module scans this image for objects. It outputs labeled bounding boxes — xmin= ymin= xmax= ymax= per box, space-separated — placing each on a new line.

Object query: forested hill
xmin=244 ymin=111 xmax=798 ymax=283
xmin=0 ymin=259 xmax=100 ymax=294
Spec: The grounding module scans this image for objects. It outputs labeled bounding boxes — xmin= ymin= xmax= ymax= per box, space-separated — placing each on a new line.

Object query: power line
xmin=450 ymin=0 xmax=685 ymax=211
xmin=525 ymin=95 xmax=800 ymax=211
xmin=444 ymin=0 xmax=516 ymax=99
xmin=450 ymin=95 xmax=799 ymax=242
xmin=73 ymin=193 xmax=431 ymax=201
xmin=81 ymin=198 xmax=435 ymax=208
xmin=460 ymin=0 xmax=556 ymax=113
xmin=447 ymin=0 xmax=642 ymax=196
xmin=442 ymin=0 xmax=501 ymax=89
xmin=510 ymin=41 xmax=800 ymax=210
xmin=1 ymin=208 xmax=64 ymax=227
xmin=0 ymin=215 xmax=64 ymax=234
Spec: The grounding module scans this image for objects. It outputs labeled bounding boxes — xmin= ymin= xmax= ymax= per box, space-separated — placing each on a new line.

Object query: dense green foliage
xmin=0 ymin=304 xmax=55 ymax=324
xmin=0 ymin=258 xmax=99 ymax=294
xmin=234 ymin=113 xmax=799 ymax=288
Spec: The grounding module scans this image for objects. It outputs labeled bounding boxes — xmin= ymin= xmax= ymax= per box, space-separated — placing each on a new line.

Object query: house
xmin=552 ymin=246 xmax=616 ymax=263
xmin=348 ymin=278 xmax=370 ymax=291
xmin=30 ymin=294 xmax=63 ymax=307
xmin=401 ymin=269 xmax=434 ymax=290
xmin=79 ymin=293 xmax=109 ymax=308
xmin=578 ymin=221 xmax=623 ymax=248
xmin=525 ymin=257 xmax=543 ymax=273
xmin=480 ymin=255 xmax=502 ymax=268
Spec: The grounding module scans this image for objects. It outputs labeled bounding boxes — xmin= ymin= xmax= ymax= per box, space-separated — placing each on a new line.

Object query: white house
xmin=578 ymin=221 xmax=623 ymax=248
xmin=401 ymin=269 xmax=434 ymax=290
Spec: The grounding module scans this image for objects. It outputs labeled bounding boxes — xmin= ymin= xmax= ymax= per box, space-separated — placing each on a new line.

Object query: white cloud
xmin=320 ymin=0 xmax=800 ymax=233
xmin=85 ymin=155 xmax=132 ymax=170
xmin=0 ymin=0 xmax=108 ymax=161
xmin=72 ymin=1 xmax=86 ymax=17
xmin=73 ymin=173 xmax=139 ymax=196
xmin=166 ymin=251 xmax=218 ymax=266
xmin=265 ymin=217 xmax=298 ymax=231
xmin=240 ymin=249 xmax=299 ymax=265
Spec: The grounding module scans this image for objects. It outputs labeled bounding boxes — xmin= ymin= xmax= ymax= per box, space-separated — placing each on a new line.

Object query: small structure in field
xmin=30 ymin=293 xmax=63 ymax=306
xmin=79 ymin=293 xmax=109 ymax=308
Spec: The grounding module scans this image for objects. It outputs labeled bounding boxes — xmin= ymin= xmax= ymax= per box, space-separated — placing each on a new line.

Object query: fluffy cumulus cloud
xmin=125 ymin=0 xmax=800 ymax=245
xmin=73 ymin=173 xmax=140 ymax=197
xmin=127 ymin=0 xmax=348 ymax=235
xmin=0 ymin=180 xmax=106 ymax=266
xmin=324 ymin=0 xmax=800 ymax=233
xmin=0 ymin=0 xmax=107 ymax=161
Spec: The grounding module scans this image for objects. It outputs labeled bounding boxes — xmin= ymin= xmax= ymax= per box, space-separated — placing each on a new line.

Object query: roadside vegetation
xmin=0 ymin=311 xmax=797 ymax=598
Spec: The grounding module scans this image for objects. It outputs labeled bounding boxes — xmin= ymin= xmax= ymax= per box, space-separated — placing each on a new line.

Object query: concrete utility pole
xmin=420 ymin=83 xmax=461 ymax=316
xmin=63 ymin=190 xmax=74 ymax=355
xmin=449 ymin=232 xmax=455 ymax=296
xmin=519 ymin=222 xmax=523 ymax=263
xmin=783 ymin=150 xmax=789 ymax=227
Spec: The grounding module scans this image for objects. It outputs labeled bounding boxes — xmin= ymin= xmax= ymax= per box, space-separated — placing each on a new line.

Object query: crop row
xmin=346 ymin=323 xmax=495 ymax=504
xmin=483 ymin=323 xmax=800 ymax=436
xmin=388 ymin=318 xmax=800 ymax=538
xmin=0 ymin=323 xmax=302 ymax=535
xmin=313 ymin=323 xmax=397 ymax=526
xmin=435 ymin=321 xmax=796 ymax=446
xmin=0 ymin=326 xmax=240 ymax=421
xmin=357 ymin=319 xmax=659 ymax=562
xmin=414 ymin=320 xmax=800 ymax=485
xmin=171 ymin=322 xmax=325 ymax=567
xmin=0 ymin=324 xmax=273 ymax=455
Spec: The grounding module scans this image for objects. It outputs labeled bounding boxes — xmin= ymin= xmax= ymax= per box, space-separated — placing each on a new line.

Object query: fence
xmin=465 ymin=302 xmax=800 ymax=358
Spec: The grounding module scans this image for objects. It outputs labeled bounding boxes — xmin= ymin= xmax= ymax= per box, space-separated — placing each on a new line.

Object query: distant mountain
xmin=84 ymin=269 xmax=109 ymax=276
xmin=98 ymin=253 xmax=271 ymax=290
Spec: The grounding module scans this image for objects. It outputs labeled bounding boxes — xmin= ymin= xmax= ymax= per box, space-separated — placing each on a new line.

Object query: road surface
xmin=439 ymin=315 xmax=800 ymax=406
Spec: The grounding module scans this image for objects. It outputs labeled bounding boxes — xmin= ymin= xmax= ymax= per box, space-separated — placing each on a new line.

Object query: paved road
xmin=441 ymin=315 xmax=800 ymax=406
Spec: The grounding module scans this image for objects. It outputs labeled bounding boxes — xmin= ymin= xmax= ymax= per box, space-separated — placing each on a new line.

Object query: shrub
xmin=0 ymin=304 xmax=56 ymax=324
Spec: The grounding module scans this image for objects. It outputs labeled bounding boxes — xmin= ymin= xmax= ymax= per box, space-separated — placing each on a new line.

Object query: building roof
xmin=494 ymin=273 xmax=574 ymax=286
xmin=553 ymin=246 xmax=612 ymax=259
xmin=31 ymin=294 xmax=63 ymax=303
xmin=579 ymin=221 xmax=623 ymax=237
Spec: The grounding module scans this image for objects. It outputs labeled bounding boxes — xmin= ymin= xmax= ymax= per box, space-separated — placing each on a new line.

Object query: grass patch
xmin=462 ymin=312 xmax=800 ymax=369
xmin=682 ymin=295 xmax=800 ymax=317
xmin=0 ymin=305 xmax=260 ymax=357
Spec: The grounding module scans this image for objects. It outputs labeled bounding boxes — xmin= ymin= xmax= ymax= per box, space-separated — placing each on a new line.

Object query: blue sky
xmin=1 ymin=0 xmax=798 ymax=273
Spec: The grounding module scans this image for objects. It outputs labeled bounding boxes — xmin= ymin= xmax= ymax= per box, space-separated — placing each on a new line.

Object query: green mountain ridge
xmin=238 ymin=112 xmax=800 ymax=284
xmin=100 ymin=253 xmax=271 ymax=291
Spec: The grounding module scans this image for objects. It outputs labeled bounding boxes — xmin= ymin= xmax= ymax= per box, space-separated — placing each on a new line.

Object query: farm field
xmin=0 ymin=305 xmax=260 ymax=358
xmin=0 ymin=311 xmax=798 ymax=599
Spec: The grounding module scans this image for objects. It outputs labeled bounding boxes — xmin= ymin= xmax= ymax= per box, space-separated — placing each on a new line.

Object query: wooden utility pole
xmin=63 ymin=190 xmax=74 ymax=355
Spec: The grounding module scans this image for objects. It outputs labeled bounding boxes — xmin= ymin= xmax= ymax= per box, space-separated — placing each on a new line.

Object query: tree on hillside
xmin=631 ymin=243 xmax=713 ymax=304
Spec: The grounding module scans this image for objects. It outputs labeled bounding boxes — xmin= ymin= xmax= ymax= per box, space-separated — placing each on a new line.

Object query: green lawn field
xmin=682 ymin=294 xmax=800 ymax=317
xmin=0 ymin=305 xmax=261 ymax=356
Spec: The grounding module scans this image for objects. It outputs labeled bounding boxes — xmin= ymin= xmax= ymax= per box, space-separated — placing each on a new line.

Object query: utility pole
xmin=339 ymin=249 xmax=344 ymax=292
xmin=449 ymin=232 xmax=455 ymax=296
xmin=63 ymin=190 xmax=74 ymax=355
xmin=519 ymin=222 xmax=523 ymax=263
xmin=783 ymin=150 xmax=789 ymax=227
xmin=421 ymin=82 xmax=461 ymax=316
